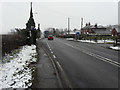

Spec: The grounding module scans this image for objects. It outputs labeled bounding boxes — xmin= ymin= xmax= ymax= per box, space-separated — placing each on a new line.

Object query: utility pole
xmin=68 ymin=17 xmax=70 ymax=34
xmin=81 ymin=17 xmax=83 ymax=29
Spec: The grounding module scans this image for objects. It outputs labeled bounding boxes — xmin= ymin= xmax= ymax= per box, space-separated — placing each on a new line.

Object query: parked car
xmin=48 ymin=35 xmax=54 ymax=40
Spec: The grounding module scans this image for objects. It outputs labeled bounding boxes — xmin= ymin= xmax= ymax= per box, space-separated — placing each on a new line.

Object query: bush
xmin=2 ymin=29 xmax=28 ymax=56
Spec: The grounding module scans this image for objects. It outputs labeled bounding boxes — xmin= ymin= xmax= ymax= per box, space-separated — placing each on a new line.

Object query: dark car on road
xmin=48 ymin=35 xmax=54 ymax=40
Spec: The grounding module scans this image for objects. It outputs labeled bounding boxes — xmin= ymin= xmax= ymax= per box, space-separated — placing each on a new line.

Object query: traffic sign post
xmin=76 ymin=32 xmax=80 ymax=40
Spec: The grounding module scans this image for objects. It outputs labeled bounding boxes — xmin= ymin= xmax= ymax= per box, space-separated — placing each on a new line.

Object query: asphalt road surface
xmin=40 ymin=37 xmax=119 ymax=88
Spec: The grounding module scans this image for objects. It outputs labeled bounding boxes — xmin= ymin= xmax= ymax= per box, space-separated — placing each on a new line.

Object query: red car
xmin=48 ymin=35 xmax=54 ymax=40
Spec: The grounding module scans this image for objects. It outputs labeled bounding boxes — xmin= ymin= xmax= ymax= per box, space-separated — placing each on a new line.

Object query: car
xmin=48 ymin=35 xmax=54 ymax=40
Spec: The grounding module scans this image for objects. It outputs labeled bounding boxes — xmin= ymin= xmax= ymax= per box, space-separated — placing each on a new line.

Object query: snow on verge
xmin=0 ymin=45 xmax=37 ymax=89
xmin=66 ymin=38 xmax=74 ymax=41
xmin=78 ymin=40 xmax=115 ymax=44
xmin=109 ymin=46 xmax=120 ymax=50
xmin=78 ymin=40 xmax=96 ymax=43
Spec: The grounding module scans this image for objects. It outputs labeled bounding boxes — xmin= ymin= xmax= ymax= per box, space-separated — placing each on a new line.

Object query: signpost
xmin=76 ymin=31 xmax=80 ymax=40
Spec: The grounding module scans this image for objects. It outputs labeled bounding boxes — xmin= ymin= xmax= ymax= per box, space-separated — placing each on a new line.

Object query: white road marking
xmin=85 ymin=51 xmax=120 ymax=67
xmin=58 ymin=40 xmax=120 ymax=67
xmin=56 ymin=60 xmax=73 ymax=89
xmin=53 ymin=55 xmax=56 ymax=58
xmin=44 ymin=54 xmax=47 ymax=56
xmin=56 ymin=61 xmax=63 ymax=71
xmin=77 ymin=43 xmax=118 ymax=59
xmin=51 ymin=51 xmax=53 ymax=53
xmin=58 ymin=38 xmax=118 ymax=59
xmin=46 ymin=41 xmax=51 ymax=49
xmin=46 ymin=41 xmax=57 ymax=59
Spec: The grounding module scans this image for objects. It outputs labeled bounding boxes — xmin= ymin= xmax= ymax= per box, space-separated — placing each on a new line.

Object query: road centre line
xmin=84 ymin=51 xmax=120 ymax=67
xmin=77 ymin=43 xmax=118 ymax=59
xmin=58 ymin=40 xmax=120 ymax=67
xmin=57 ymin=38 xmax=118 ymax=59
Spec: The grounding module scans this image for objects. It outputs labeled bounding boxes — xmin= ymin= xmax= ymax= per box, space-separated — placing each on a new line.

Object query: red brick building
xmin=111 ymin=26 xmax=120 ymax=37
xmin=81 ymin=23 xmax=110 ymax=35
xmin=112 ymin=28 xmax=118 ymax=36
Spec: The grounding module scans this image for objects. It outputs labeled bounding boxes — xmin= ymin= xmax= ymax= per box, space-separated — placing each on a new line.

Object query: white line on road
xmin=51 ymin=51 xmax=53 ymax=53
xmin=58 ymin=40 xmax=120 ymax=67
xmin=57 ymin=38 xmax=118 ymax=59
xmin=56 ymin=61 xmax=63 ymax=71
xmin=42 ymin=46 xmax=63 ymax=88
xmin=56 ymin=61 xmax=73 ymax=89
xmin=77 ymin=43 xmax=118 ymax=59
xmin=85 ymin=51 xmax=120 ymax=67
xmin=46 ymin=41 xmax=51 ymax=49
xmin=53 ymin=55 xmax=56 ymax=58
xmin=46 ymin=41 xmax=57 ymax=59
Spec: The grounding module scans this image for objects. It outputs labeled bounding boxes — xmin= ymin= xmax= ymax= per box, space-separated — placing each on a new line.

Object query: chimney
xmin=95 ymin=24 xmax=97 ymax=28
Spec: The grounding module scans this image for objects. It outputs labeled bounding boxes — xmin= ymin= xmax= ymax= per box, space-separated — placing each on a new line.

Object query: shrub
xmin=2 ymin=29 xmax=28 ymax=56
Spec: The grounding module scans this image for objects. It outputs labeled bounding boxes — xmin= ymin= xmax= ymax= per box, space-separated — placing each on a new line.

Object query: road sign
xmin=31 ymin=26 xmax=35 ymax=30
xmin=76 ymin=32 xmax=80 ymax=35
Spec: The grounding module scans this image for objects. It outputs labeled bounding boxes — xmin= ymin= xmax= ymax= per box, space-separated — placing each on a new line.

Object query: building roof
xmin=81 ymin=25 xmax=106 ymax=30
xmin=111 ymin=25 xmax=120 ymax=32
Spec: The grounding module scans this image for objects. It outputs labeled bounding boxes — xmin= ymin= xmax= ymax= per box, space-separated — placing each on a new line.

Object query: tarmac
xmin=31 ymin=40 xmax=60 ymax=88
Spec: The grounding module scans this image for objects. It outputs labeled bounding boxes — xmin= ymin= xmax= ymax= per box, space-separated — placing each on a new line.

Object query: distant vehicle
xmin=48 ymin=35 xmax=54 ymax=40
xmin=44 ymin=31 xmax=50 ymax=38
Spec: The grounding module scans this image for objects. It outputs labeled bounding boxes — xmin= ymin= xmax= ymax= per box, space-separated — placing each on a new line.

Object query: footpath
xmin=31 ymin=39 xmax=60 ymax=88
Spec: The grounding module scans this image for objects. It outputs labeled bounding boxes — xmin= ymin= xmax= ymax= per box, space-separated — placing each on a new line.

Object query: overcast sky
xmin=0 ymin=0 xmax=119 ymax=34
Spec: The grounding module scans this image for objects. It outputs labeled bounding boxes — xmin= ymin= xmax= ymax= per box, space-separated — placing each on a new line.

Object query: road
xmin=40 ymin=37 xmax=119 ymax=88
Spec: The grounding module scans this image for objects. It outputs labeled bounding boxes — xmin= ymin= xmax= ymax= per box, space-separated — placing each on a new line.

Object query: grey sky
xmin=0 ymin=1 xmax=119 ymax=34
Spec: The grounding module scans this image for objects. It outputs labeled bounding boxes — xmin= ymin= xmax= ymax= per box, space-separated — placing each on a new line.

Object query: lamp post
xmin=68 ymin=17 xmax=70 ymax=34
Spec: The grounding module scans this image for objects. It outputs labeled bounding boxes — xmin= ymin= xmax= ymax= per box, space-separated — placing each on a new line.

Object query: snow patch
xmin=78 ymin=40 xmax=96 ymax=43
xmin=78 ymin=40 xmax=115 ymax=44
xmin=109 ymin=46 xmax=120 ymax=50
xmin=66 ymin=38 xmax=74 ymax=41
xmin=0 ymin=45 xmax=37 ymax=89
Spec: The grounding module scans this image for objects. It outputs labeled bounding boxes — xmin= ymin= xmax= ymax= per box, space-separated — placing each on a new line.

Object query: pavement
xmin=31 ymin=39 xmax=60 ymax=88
